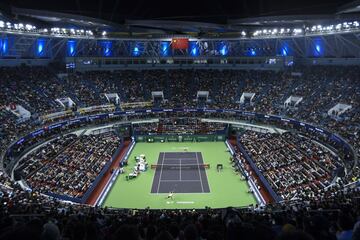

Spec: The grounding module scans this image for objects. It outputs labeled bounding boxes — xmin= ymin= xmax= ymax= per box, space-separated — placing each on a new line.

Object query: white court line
xmin=163 ymin=158 xmax=198 ymax=160
xmin=160 ymin=180 xmax=202 ymax=182
xmin=177 ymin=201 xmax=194 ymax=204
xmin=196 ymin=152 xmax=205 ymax=193
xmin=156 ymin=152 xmax=165 ymax=194
xmin=179 ymin=155 xmax=182 ymax=181
xmin=149 ymin=192 xmax=209 ymax=195
xmin=156 ymin=163 xmax=201 ymax=166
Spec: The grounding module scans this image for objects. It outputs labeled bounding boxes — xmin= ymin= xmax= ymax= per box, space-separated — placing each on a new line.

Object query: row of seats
xmin=133 ymin=118 xmax=226 ymax=135
xmin=0 ymin=181 xmax=358 ymax=240
xmin=23 ymin=132 xmax=121 ymax=198
xmin=239 ymin=131 xmax=345 ymax=201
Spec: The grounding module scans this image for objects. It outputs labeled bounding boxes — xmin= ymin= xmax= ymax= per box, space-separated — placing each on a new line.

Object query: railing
xmin=4 ymin=107 xmax=356 ymax=204
xmin=80 ymin=140 xmax=124 ymax=204
xmin=236 ymin=135 xmax=282 ymax=202
xmin=225 ymin=140 xmax=266 ymax=205
xmin=96 ymin=140 xmax=136 ymax=206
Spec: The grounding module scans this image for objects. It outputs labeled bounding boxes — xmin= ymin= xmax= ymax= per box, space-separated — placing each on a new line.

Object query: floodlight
xmin=25 ymin=24 xmax=32 ymax=31
xmin=293 ymin=29 xmax=302 ymax=34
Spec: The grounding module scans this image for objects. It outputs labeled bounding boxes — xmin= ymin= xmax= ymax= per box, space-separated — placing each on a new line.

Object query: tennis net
xmin=151 ymin=164 xmax=210 ymax=170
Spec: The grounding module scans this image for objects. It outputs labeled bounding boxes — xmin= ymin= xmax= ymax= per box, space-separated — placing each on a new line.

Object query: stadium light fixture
xmin=25 ymin=24 xmax=32 ymax=31
xmin=293 ymin=28 xmax=302 ymax=34
xmin=2 ymin=16 xmax=359 ymax=39
xmin=252 ymin=48 xmax=256 ymax=55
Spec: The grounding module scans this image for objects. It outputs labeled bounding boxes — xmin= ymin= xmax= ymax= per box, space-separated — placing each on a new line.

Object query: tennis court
xmin=102 ymin=142 xmax=256 ymax=209
xmin=150 ymin=152 xmax=210 ymax=193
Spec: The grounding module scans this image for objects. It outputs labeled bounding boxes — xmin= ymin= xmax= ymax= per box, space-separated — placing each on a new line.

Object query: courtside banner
xmin=171 ymin=38 xmax=189 ymax=49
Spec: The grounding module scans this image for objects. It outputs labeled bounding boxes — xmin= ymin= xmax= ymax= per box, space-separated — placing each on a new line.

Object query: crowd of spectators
xmin=133 ymin=118 xmax=226 ymax=135
xmin=0 ymin=185 xmax=358 ymax=240
xmin=0 ymin=65 xmax=359 ymax=239
xmin=0 ymin=65 xmax=358 ymax=170
xmin=0 ymin=66 xmax=358 ymax=122
xmin=25 ymin=132 xmax=121 ymax=198
xmin=0 ymin=65 xmax=358 ymax=176
xmin=238 ymin=131 xmax=347 ymax=201
xmin=0 ymin=66 xmax=62 ymax=114
xmin=15 ymin=134 xmax=78 ymax=179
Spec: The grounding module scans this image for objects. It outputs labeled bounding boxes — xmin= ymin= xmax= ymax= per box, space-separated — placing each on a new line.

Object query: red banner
xmin=171 ymin=38 xmax=189 ymax=49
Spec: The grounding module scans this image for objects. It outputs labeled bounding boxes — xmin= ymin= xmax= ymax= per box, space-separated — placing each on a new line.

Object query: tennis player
xmin=166 ymin=191 xmax=174 ymax=200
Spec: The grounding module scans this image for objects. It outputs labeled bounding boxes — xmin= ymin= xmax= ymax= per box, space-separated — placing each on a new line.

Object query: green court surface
xmin=102 ymin=142 xmax=256 ymax=209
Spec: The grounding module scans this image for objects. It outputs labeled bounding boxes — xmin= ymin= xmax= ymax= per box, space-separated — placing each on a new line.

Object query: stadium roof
xmin=1 ymin=0 xmax=357 ymax=23
xmin=0 ymin=0 xmax=359 ymax=37
xmin=338 ymin=0 xmax=360 ymax=14
xmin=229 ymin=14 xmax=360 ymax=27
xmin=11 ymin=7 xmax=118 ymax=29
